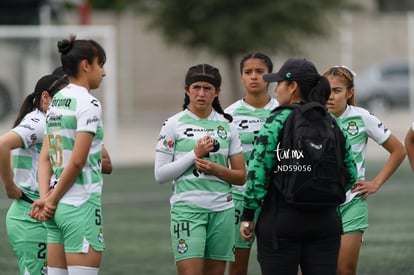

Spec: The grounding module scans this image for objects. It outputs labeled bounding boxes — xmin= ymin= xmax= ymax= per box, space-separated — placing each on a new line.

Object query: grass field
xmin=1 ymin=160 xmax=414 ymax=274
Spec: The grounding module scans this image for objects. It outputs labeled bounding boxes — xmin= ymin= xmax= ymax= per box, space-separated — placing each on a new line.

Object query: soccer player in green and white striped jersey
xmin=224 ymin=52 xmax=278 ymax=275
xmin=0 ymin=74 xmax=63 ymax=275
xmin=30 ymin=35 xmax=108 ymax=275
xmin=155 ymin=64 xmax=246 ymax=275
xmin=324 ymin=66 xmax=406 ymax=275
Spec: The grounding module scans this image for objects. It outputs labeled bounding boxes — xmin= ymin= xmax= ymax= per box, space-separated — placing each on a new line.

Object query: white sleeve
xmin=77 ymin=97 xmax=102 ymax=133
xmin=12 ymin=112 xmax=45 ymax=149
xmin=228 ymin=122 xmax=243 ymax=156
xmin=154 ymin=116 xmax=196 ymax=184
xmin=365 ymin=112 xmax=392 ymax=145
xmin=154 ymin=150 xmax=196 ymax=184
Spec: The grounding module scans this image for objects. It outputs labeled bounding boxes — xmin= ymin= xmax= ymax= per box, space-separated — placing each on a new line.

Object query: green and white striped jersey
xmin=156 ymin=109 xmax=243 ymax=212
xmin=224 ymin=98 xmax=278 ymax=200
xmin=46 ymin=83 xmax=104 ymax=207
xmin=11 ymin=109 xmax=45 ymax=201
xmin=335 ymin=105 xmax=391 ymax=204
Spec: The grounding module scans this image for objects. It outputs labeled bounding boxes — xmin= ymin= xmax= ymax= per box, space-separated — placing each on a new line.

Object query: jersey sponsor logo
xmin=238 ymin=119 xmax=264 ymax=130
xmin=52 ymin=98 xmax=72 ymax=108
xmin=17 ymin=123 xmax=35 ymax=130
xmin=86 ymin=116 xmax=99 ymax=125
xmin=46 ymin=111 xmax=62 ymax=122
xmin=346 ymin=121 xmax=359 ymax=136
xmin=184 ymin=127 xmax=215 ymax=137
xmin=46 ymin=111 xmax=63 ymax=128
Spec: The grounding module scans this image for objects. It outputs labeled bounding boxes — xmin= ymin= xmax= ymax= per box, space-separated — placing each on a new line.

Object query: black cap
xmin=263 ymin=58 xmax=318 ymax=84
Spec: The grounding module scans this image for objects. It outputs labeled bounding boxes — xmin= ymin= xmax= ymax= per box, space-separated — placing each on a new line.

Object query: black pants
xmin=256 ymin=193 xmax=342 ymax=275
xmin=257 ymin=234 xmax=340 ymax=275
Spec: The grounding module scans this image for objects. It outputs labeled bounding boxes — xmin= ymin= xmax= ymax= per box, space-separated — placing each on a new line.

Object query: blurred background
xmin=1 ymin=2 xmax=414 ymax=274
xmin=0 ymin=0 xmax=413 ymax=164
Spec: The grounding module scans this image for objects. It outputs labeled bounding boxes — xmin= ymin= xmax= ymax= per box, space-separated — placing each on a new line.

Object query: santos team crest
xmin=217 ymin=125 xmax=227 ymax=139
xmin=346 ymin=121 xmax=359 ymax=136
xmin=177 ymin=239 xmax=188 ymax=254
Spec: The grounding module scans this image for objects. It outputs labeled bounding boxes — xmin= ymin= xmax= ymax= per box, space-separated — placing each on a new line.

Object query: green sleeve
xmin=341 ymin=130 xmax=358 ymax=191
xmin=242 ymin=109 xmax=292 ymax=212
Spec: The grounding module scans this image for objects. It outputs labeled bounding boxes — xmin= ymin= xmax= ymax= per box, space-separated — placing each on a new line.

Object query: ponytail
xmin=182 ymin=93 xmax=190 ymax=111
xmin=212 ymin=97 xmax=233 ymax=122
xmin=300 ymin=76 xmax=331 ymax=105
xmin=13 ymin=74 xmax=61 ymax=128
xmin=13 ymin=93 xmax=37 ymax=128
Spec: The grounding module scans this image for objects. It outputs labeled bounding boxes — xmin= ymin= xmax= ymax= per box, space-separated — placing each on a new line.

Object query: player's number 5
xmin=47 ymin=134 xmax=63 ymax=167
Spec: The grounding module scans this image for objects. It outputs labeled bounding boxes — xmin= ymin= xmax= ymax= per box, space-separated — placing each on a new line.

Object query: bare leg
xmin=176 ymin=258 xmax=203 ymax=275
xmin=228 ymin=248 xmax=251 ymax=275
xmin=204 ymin=259 xmax=227 ymax=275
xmin=337 ymin=232 xmax=363 ymax=275
xmin=66 ymin=246 xmax=102 ymax=268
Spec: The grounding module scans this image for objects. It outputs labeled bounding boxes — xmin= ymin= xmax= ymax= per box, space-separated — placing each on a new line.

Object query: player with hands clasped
xmin=323 ymin=65 xmax=406 ymax=275
xmin=0 ymin=74 xmax=65 ymax=275
xmin=155 ymin=64 xmax=246 ymax=275
xmin=29 ymin=35 xmax=109 ymax=275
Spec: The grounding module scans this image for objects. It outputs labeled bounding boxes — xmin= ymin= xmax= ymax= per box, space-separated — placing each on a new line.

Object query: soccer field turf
xmin=0 ymin=161 xmax=413 ymax=274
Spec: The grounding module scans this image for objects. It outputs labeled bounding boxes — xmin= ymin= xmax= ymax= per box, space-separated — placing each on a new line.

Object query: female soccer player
xmin=0 ymin=74 xmax=63 ymax=274
xmin=30 ymin=35 xmax=108 ymax=275
xmin=225 ymin=52 xmax=277 ymax=275
xmin=323 ymin=65 xmax=406 ymax=275
xmin=155 ymin=64 xmax=246 ymax=275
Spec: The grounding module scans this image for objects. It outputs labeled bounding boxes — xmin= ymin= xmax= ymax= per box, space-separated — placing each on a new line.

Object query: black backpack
xmin=271 ymin=102 xmax=347 ymax=208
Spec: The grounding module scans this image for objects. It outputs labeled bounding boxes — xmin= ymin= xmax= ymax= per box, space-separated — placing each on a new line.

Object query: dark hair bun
xmin=57 ymin=39 xmax=73 ymax=54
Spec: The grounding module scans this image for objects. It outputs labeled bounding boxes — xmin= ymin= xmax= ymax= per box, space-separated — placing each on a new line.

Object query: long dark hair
xmin=13 ymin=75 xmax=62 ymax=128
xmin=182 ymin=64 xmax=233 ymax=122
